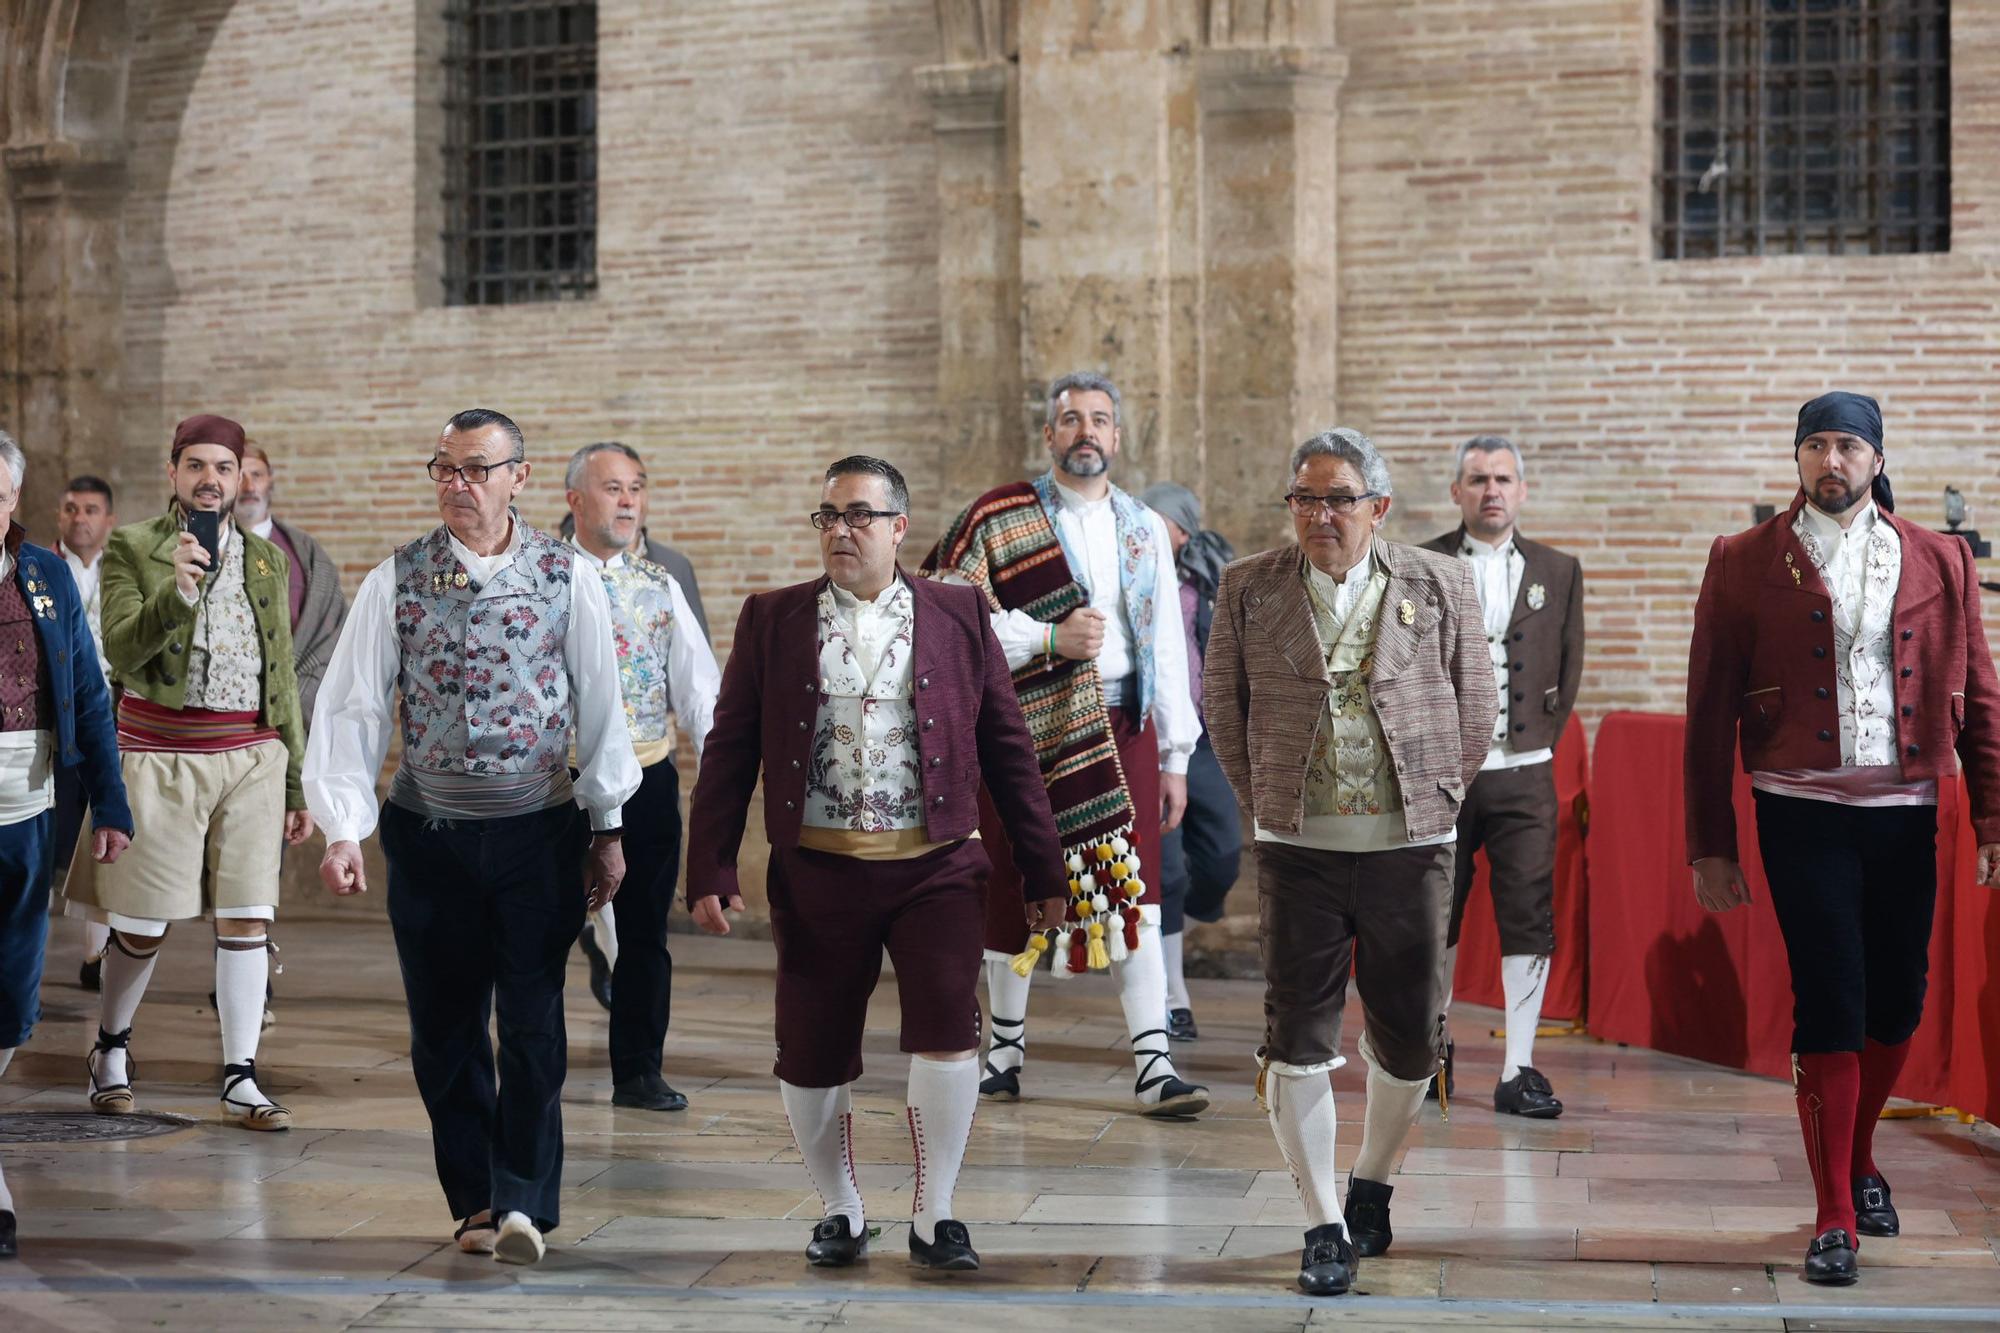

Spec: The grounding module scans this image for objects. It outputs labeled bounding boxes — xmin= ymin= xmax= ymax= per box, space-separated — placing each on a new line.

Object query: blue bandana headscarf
xmin=1794 ymin=391 xmax=1893 ymax=512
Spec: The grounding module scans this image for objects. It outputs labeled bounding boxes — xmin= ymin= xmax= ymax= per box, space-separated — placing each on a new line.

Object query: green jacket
xmin=101 ymin=512 xmax=307 ymax=810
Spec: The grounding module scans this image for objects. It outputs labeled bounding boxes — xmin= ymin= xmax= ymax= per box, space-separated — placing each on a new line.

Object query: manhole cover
xmin=0 ymin=1111 xmax=193 ymax=1144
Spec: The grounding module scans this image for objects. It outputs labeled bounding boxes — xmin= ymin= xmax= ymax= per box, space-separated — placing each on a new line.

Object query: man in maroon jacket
xmin=687 ymin=456 xmax=1067 ymax=1275
xmin=1685 ymin=391 xmax=2000 ymax=1287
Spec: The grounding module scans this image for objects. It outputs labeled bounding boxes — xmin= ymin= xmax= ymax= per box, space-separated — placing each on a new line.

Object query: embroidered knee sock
xmin=1266 ymin=1068 xmax=1341 ymax=1231
xmin=781 ymin=1080 xmax=862 ymax=1230
xmin=1351 ymin=1035 xmax=1432 ymax=1184
xmin=1115 ymin=921 xmax=1184 ymax=1100
xmin=0 ymin=1047 xmax=13 ymax=1212
xmin=1851 ymin=1037 xmax=1911 ymax=1180
xmin=1795 ymin=1051 xmax=1861 ymax=1237
xmin=216 ymin=936 xmax=276 ymax=1106
xmin=1161 ymin=928 xmax=1192 ymax=1012
xmin=982 ymin=953 xmax=1030 ymax=1077
xmin=94 ymin=933 xmax=162 ymax=1087
xmin=1500 ymin=954 xmax=1550 ymax=1081
xmin=906 ymin=1055 xmax=979 ymax=1245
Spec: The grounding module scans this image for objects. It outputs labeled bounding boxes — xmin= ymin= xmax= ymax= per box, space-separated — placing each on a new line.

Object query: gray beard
xmin=1059 ymin=447 xmax=1107 ymax=478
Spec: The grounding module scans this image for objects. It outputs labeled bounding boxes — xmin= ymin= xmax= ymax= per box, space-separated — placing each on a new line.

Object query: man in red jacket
xmin=686 ymin=456 xmax=1067 ymax=1275
xmin=1685 ymin=391 xmax=2000 ymax=1287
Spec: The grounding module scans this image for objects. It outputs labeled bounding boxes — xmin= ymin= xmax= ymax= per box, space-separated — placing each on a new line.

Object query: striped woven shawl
xmin=923 ymin=482 xmax=1135 ymax=850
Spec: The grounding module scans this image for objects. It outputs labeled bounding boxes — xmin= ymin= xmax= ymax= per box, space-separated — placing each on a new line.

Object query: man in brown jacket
xmin=1420 ymin=434 xmax=1584 ymax=1118
xmin=1205 ymin=428 xmax=1493 ymax=1296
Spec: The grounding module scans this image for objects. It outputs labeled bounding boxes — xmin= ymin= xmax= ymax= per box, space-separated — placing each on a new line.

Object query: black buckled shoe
xmin=909 ymin=1218 xmax=980 ymax=1271
xmin=1168 ymin=1008 xmax=1198 ymax=1042
xmin=78 ymin=956 xmax=100 ymax=992
xmin=612 ymin=1071 xmax=688 ymax=1112
xmin=1853 ymin=1175 xmax=1899 ymax=1237
xmin=1296 ymin=1222 xmax=1356 ymax=1295
xmin=1803 ymin=1227 xmax=1858 ymax=1285
xmin=0 ymin=1208 xmax=15 ymax=1259
xmin=579 ymin=927 xmax=613 ymax=1012
xmin=978 ymin=1065 xmax=1020 ymax=1100
xmin=1424 ymin=1038 xmax=1455 ymax=1102
xmin=804 ymin=1214 xmax=868 ymax=1268
xmin=1494 ymin=1066 xmax=1563 ymax=1118
xmin=1343 ymin=1176 xmax=1394 ymax=1258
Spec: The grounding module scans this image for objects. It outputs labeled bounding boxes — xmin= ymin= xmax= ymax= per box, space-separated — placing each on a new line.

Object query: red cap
xmin=170 ymin=414 xmax=246 ymax=462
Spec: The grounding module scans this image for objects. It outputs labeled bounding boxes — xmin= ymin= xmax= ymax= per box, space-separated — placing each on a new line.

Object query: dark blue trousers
xmin=1158 ymin=735 xmax=1243 ymax=932
xmin=0 ymin=809 xmax=55 ymax=1048
xmin=382 ymin=799 xmax=589 ymax=1233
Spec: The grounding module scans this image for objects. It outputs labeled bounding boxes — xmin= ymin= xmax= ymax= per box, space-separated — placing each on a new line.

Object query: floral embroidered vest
xmin=185 ymin=537 xmax=264 ymax=712
xmin=1031 ymin=473 xmax=1161 ymax=718
xmin=1794 ymin=510 xmax=1902 ymax=767
xmin=391 ymin=522 xmax=575 ymax=775
xmin=802 ymin=586 xmax=924 ymax=831
xmin=600 ymin=556 xmax=678 ymax=745
xmin=1302 ymin=565 xmax=1402 ymax=818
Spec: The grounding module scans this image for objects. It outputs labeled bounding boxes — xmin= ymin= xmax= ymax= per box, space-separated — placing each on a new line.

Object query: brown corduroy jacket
xmin=1203 ymin=540 xmax=1496 ymax=841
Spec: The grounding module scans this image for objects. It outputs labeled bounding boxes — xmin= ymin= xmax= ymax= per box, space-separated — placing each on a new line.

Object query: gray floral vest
xmin=391 ymin=522 xmax=575 ymax=777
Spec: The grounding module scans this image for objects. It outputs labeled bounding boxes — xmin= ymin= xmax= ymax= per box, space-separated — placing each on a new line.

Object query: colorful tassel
xmin=1086 ymin=921 xmax=1109 ymax=970
xmin=1123 ymin=907 xmax=1141 ymax=953
xmin=1009 ymin=931 xmax=1050 ymax=978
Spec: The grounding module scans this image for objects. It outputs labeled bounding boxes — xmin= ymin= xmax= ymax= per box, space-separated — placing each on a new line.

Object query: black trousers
xmin=382 ymin=799 xmax=588 ymax=1233
xmin=608 ymin=757 xmax=682 ymax=1083
xmin=1159 ymin=735 xmax=1245 ymax=931
xmin=1446 ymin=760 xmax=1558 ymax=956
xmin=51 ymin=764 xmax=86 ymax=900
xmin=1752 ymin=790 xmax=1938 ymax=1054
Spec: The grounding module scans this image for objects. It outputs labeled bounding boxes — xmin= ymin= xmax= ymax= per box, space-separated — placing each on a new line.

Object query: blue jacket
xmin=12 ymin=526 xmax=132 ymax=834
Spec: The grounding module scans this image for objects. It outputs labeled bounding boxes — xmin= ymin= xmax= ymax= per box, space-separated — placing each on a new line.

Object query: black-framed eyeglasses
xmin=427 ymin=458 xmax=519 ymax=486
xmin=1285 ymin=491 xmax=1380 ymax=517
xmin=810 ymin=508 xmax=902 ymax=531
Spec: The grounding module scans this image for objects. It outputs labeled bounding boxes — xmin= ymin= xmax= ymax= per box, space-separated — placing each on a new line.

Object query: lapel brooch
xmin=1526 ymin=583 xmax=1546 ymax=611
xmin=1397 ymin=599 xmax=1416 ymax=626
xmin=1785 ymin=550 xmax=1801 ymax=586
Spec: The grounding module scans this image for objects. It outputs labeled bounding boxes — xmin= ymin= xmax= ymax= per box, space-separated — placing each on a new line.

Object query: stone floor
xmin=1 ymin=918 xmax=1997 ymax=1331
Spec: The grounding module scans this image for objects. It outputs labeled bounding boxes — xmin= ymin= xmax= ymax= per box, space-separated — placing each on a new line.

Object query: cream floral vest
xmin=1302 ymin=564 xmax=1401 ymax=818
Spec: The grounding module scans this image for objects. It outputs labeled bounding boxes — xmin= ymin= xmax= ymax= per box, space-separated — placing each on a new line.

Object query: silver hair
xmin=1455 ymin=433 xmax=1525 ymax=480
xmin=0 ymin=430 xmax=23 ymax=492
xmin=1046 ymin=371 xmax=1122 ymax=429
xmin=565 ymin=440 xmax=645 ymax=492
xmin=1290 ymin=428 xmax=1392 ymax=498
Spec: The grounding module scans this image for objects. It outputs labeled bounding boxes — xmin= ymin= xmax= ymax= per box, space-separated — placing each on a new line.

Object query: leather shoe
xmin=1343 ymin=1176 xmax=1394 ymax=1257
xmin=804 ymin=1214 xmax=867 ymax=1267
xmin=0 ymin=1208 xmax=15 ymax=1259
xmin=1494 ymin=1066 xmax=1563 ymax=1118
xmin=78 ymin=957 xmax=100 ymax=992
xmin=1424 ymin=1038 xmax=1455 ymax=1101
xmin=612 ymin=1072 xmax=688 ymax=1112
xmin=1296 ymin=1221 xmax=1355 ymax=1295
xmin=1803 ymin=1227 xmax=1858 ymax=1285
xmin=1853 ymin=1175 xmax=1899 ymax=1237
xmin=1138 ymin=1076 xmax=1210 ymax=1119
xmin=1167 ymin=1008 xmax=1198 ymax=1042
xmin=909 ymin=1218 xmax=980 ymax=1271
xmin=579 ymin=927 xmax=613 ymax=1012
xmin=979 ymin=1066 xmax=1020 ymax=1100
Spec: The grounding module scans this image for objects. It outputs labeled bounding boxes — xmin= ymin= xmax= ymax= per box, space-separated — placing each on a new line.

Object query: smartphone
xmin=186 ymin=509 xmax=222 ymax=576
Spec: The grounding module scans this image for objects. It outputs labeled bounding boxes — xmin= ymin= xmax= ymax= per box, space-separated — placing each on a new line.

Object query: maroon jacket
xmin=685 ymin=572 xmax=1067 ymax=906
xmin=1684 ymin=490 xmax=2000 ymax=862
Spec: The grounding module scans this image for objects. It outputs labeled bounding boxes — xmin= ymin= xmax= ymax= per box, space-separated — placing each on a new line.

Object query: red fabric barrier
xmin=1584 ymin=711 xmax=1994 ymax=1123
xmin=1449 ymin=722 xmax=1591 ymax=1021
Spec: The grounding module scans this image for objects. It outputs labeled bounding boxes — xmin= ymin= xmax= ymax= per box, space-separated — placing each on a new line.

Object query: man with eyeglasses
xmin=687 ymin=456 xmax=1065 ymax=1273
xmin=924 ymin=370 xmax=1207 ymax=1120
xmin=1418 ymin=435 xmax=1584 ymax=1119
xmin=68 ymin=415 xmax=313 ymax=1135
xmin=562 ymin=441 xmax=719 ymax=1113
xmin=304 ymin=408 xmax=640 ymax=1266
xmin=1205 ymin=429 xmax=1492 ymax=1295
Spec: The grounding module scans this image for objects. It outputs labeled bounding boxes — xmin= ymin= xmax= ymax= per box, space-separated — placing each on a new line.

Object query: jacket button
xmin=806 ymin=681 xmax=814 ymax=691
xmin=1901 ymin=705 xmax=1913 ymax=717
xmin=258 ymin=597 xmax=269 ymax=608
xmin=919 ymin=677 xmax=929 ymax=689
xmin=785 ymin=799 xmax=795 ymax=810
xmin=1512 ymin=722 xmax=1525 ymax=732
xmin=168 ymin=643 xmax=182 ymax=655
xmin=933 ymin=794 xmax=944 ymax=806
xmin=1812 ymin=647 xmax=1826 ymax=659
xmin=1907 ymin=743 xmax=1920 ymax=756
xmin=163 ymin=674 xmax=176 ymax=685
xmin=1512 ymin=632 xmax=1523 ymax=642
xmin=1512 ymin=662 xmax=1524 ymax=671
xmin=1815 ymin=687 xmax=1829 ymax=699
xmin=1817 ymin=729 xmax=1832 ymax=741
xmin=791 ymin=760 xmax=800 ymax=769
xmin=1810 ymin=610 xmax=1824 ymax=622
xmin=1901 ymin=629 xmax=1913 ymax=640
xmin=1900 ymin=667 xmax=1913 ymax=678
xmin=797 ymin=720 xmax=807 ymax=731
xmin=929 ymin=756 xmax=941 ymax=767
xmin=924 ymin=718 xmax=935 ymax=730
xmin=1513 ymin=691 xmax=1524 ymax=702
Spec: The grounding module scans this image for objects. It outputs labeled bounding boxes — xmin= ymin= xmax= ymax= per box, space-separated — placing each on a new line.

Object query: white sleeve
xmin=1147 ymin=514 xmax=1199 ymax=776
xmin=567 ymin=565 xmax=644 ymax=830
xmin=665 ymin=574 xmax=720 ymax=760
xmin=302 ymin=560 xmax=401 ymax=846
xmin=933 ymin=570 xmax=1046 ymax=671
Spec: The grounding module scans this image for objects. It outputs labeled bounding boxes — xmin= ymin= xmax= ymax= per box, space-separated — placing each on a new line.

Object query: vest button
xmin=1817 ymin=729 xmax=1832 ymax=741
xmin=1815 ymin=687 xmax=1829 ymax=699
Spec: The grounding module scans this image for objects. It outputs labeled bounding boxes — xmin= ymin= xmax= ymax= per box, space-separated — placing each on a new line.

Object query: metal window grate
xmin=1656 ymin=0 xmax=1949 ymax=260
xmin=442 ymin=0 xmax=598 ymax=305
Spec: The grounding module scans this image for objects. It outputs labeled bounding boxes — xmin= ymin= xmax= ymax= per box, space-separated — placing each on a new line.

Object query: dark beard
xmin=1811 ymin=477 xmax=1865 ymax=515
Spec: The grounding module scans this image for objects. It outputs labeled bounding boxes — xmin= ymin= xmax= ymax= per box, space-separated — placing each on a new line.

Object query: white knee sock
xmin=782 ymin=1080 xmax=862 ymax=1230
xmin=216 ymin=939 xmax=275 ymax=1106
xmin=0 ymin=1047 xmax=13 ymax=1212
xmin=592 ymin=901 xmax=619 ymax=971
xmin=982 ymin=953 xmax=1030 ymax=1076
xmin=906 ymin=1055 xmax=979 ymax=1244
xmin=1351 ymin=1035 xmax=1432 ymax=1184
xmin=1115 ymin=920 xmax=1184 ymax=1100
xmin=1500 ymin=954 xmax=1549 ymax=1080
xmin=1161 ymin=929 xmax=1191 ymax=1012
xmin=1266 ymin=1068 xmax=1341 ymax=1231
xmin=94 ymin=935 xmax=162 ymax=1087
xmin=83 ymin=920 xmax=110 ymax=963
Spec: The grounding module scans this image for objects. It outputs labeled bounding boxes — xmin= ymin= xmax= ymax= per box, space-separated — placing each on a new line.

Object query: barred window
xmin=442 ymin=1 xmax=598 ymax=305
xmin=1656 ymin=0 xmax=1949 ymax=260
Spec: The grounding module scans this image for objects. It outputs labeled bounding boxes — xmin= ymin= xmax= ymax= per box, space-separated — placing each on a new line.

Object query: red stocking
xmin=1851 ymin=1037 xmax=1911 ymax=1180
xmin=1794 ymin=1051 xmax=1861 ymax=1237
